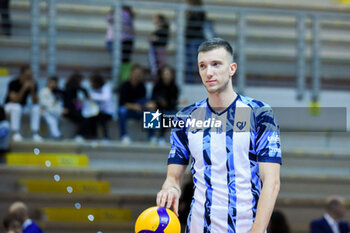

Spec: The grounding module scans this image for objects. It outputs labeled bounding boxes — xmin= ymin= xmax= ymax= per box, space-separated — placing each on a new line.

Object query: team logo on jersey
xmin=236 ymin=121 xmax=246 ymax=131
xmin=143 ymin=110 xmax=162 ymax=129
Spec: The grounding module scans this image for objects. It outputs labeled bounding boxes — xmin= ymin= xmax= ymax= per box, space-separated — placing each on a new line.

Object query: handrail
xmin=32 ymin=0 xmax=350 ymax=102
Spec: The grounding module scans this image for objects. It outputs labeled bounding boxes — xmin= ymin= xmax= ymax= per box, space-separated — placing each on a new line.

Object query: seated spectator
xmin=4 ymin=66 xmax=42 ymax=142
xmin=310 ymin=195 xmax=350 ymax=233
xmin=88 ymin=73 xmax=114 ymax=140
xmin=151 ymin=65 xmax=178 ymax=145
xmin=0 ymin=105 xmax=10 ymax=154
xmin=3 ymin=213 xmax=23 ymax=233
xmin=268 ymin=210 xmax=290 ymax=233
xmin=62 ymin=72 xmax=91 ymax=141
xmin=39 ymin=76 xmax=64 ymax=139
xmin=118 ymin=64 xmax=155 ymax=144
xmin=8 ymin=202 xmax=42 ymax=233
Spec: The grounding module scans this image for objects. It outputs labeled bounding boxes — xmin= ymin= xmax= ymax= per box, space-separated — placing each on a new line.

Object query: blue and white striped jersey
xmin=168 ymin=94 xmax=282 ymax=233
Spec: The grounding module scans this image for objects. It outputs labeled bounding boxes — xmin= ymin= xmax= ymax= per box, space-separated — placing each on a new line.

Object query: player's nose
xmin=206 ymin=65 xmax=214 ymax=77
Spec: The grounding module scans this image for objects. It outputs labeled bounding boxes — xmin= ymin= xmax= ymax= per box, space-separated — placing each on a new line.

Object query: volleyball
xmin=135 ymin=206 xmax=181 ymax=233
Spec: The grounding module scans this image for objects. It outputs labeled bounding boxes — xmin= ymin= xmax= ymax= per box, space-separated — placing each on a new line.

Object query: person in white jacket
xmin=39 ymin=76 xmax=63 ymax=139
xmin=89 ymin=73 xmax=114 ymax=140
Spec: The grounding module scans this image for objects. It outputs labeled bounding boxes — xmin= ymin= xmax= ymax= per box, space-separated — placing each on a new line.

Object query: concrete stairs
xmin=0 ymin=130 xmax=349 ymax=232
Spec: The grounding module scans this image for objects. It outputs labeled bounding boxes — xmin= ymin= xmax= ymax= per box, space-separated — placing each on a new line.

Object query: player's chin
xmin=205 ymin=86 xmax=218 ymax=94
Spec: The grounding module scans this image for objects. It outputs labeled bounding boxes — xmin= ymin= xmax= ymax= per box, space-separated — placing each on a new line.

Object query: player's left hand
xmin=156 ymin=186 xmax=181 ymax=216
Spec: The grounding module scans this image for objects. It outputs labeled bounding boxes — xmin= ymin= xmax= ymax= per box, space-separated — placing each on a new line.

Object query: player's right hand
xmin=156 ymin=187 xmax=181 ymax=216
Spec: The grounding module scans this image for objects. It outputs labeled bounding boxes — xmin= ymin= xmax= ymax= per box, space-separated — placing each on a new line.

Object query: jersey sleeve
xmin=254 ymin=106 xmax=282 ymax=164
xmin=168 ymin=114 xmax=191 ymax=165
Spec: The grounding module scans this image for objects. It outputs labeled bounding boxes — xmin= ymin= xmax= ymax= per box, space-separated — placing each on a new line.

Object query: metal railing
xmin=29 ymin=0 xmax=350 ymax=101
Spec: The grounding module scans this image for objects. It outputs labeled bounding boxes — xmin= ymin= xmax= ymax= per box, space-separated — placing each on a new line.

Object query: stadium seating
xmin=1 ymin=0 xmax=350 ymax=87
xmin=1 ymin=1 xmax=350 ymax=233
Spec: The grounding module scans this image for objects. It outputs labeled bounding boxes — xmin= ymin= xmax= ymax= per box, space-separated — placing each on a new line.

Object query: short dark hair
xmin=90 ymin=73 xmax=105 ymax=89
xmin=198 ymin=37 xmax=234 ymax=61
xmin=3 ymin=213 xmax=23 ymax=230
xmin=48 ymin=76 xmax=58 ymax=82
xmin=326 ymin=198 xmax=342 ymax=212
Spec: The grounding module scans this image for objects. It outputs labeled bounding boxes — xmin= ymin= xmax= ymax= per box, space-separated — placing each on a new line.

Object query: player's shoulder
xmin=175 ymin=99 xmax=207 ymax=119
xmin=238 ymin=94 xmax=274 ymax=115
xmin=237 ymin=94 xmax=271 ymax=109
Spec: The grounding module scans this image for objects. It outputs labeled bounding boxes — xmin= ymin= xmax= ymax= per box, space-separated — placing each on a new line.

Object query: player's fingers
xmin=156 ymin=191 xmax=162 ymax=206
xmin=166 ymin=192 xmax=173 ymax=209
xmin=160 ymin=191 xmax=168 ymax=207
xmin=173 ymin=196 xmax=179 ymax=216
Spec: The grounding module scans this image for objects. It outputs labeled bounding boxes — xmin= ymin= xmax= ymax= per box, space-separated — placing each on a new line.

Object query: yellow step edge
xmin=6 ymin=154 xmax=89 ymax=167
xmin=41 ymin=208 xmax=132 ymax=222
xmin=6 ymin=152 xmax=87 ymax=157
xmin=0 ymin=68 xmax=9 ymax=76
xmin=19 ymin=180 xmax=110 ymax=194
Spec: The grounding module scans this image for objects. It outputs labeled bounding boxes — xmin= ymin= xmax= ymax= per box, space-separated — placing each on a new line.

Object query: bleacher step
xmin=6 ymin=153 xmax=89 ymax=167
xmin=41 ymin=207 xmax=132 ymax=222
xmin=18 ymin=179 xmax=110 ymax=194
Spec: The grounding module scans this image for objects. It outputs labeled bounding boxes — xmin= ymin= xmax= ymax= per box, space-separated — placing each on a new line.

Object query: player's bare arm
xmin=157 ymin=164 xmax=187 ymax=216
xmin=250 ymin=162 xmax=280 ymax=233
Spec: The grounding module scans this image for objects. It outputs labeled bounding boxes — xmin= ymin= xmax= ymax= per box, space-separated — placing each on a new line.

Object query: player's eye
xmin=199 ymin=64 xmax=206 ymax=69
xmin=213 ymin=62 xmax=219 ymax=66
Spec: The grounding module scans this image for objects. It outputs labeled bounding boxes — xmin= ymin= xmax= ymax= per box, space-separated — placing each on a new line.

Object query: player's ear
xmin=230 ymin=63 xmax=237 ymax=77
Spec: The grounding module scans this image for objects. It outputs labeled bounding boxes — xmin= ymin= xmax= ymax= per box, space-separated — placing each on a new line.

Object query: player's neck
xmin=208 ymin=86 xmax=237 ymax=113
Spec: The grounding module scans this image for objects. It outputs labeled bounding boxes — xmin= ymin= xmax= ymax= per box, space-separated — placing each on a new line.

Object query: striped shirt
xmin=168 ymin=94 xmax=282 ymax=233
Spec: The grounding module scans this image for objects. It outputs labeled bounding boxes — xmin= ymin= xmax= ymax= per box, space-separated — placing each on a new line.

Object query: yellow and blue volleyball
xmin=135 ymin=206 xmax=181 ymax=233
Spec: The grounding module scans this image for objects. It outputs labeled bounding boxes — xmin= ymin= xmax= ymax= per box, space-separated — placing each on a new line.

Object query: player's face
xmin=198 ymin=47 xmax=236 ymax=94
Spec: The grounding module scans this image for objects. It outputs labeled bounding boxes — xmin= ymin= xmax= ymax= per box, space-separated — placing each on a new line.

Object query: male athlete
xmin=156 ymin=37 xmax=281 ymax=233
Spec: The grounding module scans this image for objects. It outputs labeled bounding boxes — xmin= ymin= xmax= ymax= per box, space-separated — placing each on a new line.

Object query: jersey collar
xmin=206 ymin=94 xmax=240 ymax=116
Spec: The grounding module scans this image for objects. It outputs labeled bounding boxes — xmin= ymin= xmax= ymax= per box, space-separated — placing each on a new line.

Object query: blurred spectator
xmin=151 ymin=65 xmax=178 ymax=144
xmin=118 ymin=64 xmax=155 ymax=144
xmin=89 ymin=73 xmax=114 ymax=140
xmin=149 ymin=14 xmax=169 ymax=76
xmin=106 ymin=6 xmax=134 ymax=83
xmin=8 ymin=202 xmax=42 ymax=233
xmin=0 ymin=0 xmax=11 ymax=36
xmin=4 ymin=66 xmax=42 ymax=142
xmin=63 ymin=72 xmax=91 ymax=141
xmin=185 ymin=0 xmax=206 ymax=83
xmin=39 ymin=76 xmax=64 ymax=139
xmin=310 ymin=195 xmax=350 ymax=233
xmin=268 ymin=210 xmax=290 ymax=233
xmin=0 ymin=105 xmax=10 ymax=153
xmin=3 ymin=213 xmax=23 ymax=233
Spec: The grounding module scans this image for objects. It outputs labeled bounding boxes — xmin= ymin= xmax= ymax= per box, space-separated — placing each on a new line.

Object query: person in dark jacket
xmin=151 ymin=65 xmax=178 ymax=144
xmin=4 ymin=66 xmax=42 ymax=141
xmin=118 ymin=64 xmax=155 ymax=144
xmin=310 ymin=195 xmax=350 ymax=233
xmin=63 ymin=72 xmax=91 ymax=141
